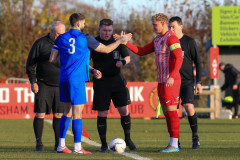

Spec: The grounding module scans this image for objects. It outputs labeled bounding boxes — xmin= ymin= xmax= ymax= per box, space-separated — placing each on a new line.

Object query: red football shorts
xmin=157 ymin=79 xmax=181 ymax=107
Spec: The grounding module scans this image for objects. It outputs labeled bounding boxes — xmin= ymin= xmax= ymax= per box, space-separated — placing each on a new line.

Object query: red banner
xmin=210 ymin=47 xmax=219 ymax=79
xmin=0 ymin=83 xmax=182 ymax=119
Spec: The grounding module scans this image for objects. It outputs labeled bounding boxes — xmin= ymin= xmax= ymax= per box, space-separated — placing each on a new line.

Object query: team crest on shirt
xmin=113 ymin=51 xmax=120 ymax=59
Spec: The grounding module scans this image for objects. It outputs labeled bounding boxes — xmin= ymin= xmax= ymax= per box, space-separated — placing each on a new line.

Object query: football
xmin=109 ymin=138 xmax=126 ymax=153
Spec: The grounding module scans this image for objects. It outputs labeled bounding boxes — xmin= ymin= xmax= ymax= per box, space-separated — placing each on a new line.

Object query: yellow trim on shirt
xmin=169 ymin=43 xmax=181 ymax=51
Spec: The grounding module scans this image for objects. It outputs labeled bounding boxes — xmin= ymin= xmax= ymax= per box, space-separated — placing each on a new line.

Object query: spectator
xmin=219 ymin=62 xmax=240 ymax=119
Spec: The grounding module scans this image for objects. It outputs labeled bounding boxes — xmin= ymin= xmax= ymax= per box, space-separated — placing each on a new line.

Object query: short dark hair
xmin=99 ymin=19 xmax=113 ymax=28
xmin=169 ymin=16 xmax=183 ymax=25
xmin=69 ymin=13 xmax=85 ymax=27
xmin=219 ymin=62 xmax=225 ymax=68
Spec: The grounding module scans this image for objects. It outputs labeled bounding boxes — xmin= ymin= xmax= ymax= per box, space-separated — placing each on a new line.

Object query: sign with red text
xmin=0 ymin=82 xmax=182 ymax=119
xmin=210 ymin=47 xmax=219 ymax=79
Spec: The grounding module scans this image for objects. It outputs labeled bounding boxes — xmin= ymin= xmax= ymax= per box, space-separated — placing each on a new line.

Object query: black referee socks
xmin=52 ymin=117 xmax=61 ymax=147
xmin=188 ymin=112 xmax=198 ymax=138
xmin=97 ymin=116 xmax=107 ymax=148
xmin=33 ymin=117 xmax=44 ymax=144
xmin=121 ymin=113 xmax=131 ymax=142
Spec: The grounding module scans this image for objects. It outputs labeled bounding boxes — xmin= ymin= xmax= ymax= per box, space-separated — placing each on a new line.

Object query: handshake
xmin=118 ymin=31 xmax=132 ymax=45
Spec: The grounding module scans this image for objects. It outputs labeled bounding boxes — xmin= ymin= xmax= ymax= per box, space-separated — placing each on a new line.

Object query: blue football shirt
xmin=53 ymin=29 xmax=100 ymax=82
xmin=54 ymin=29 xmax=90 ymax=81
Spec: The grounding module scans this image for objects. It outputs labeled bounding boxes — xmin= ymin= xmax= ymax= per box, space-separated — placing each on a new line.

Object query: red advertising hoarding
xmin=210 ymin=47 xmax=219 ymax=79
xmin=0 ymin=82 xmax=182 ymax=119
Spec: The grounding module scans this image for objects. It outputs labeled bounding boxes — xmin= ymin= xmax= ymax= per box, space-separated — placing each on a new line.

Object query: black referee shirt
xmin=26 ymin=34 xmax=60 ymax=86
xmin=179 ymin=35 xmax=202 ymax=84
xmin=90 ymin=36 xmax=130 ymax=77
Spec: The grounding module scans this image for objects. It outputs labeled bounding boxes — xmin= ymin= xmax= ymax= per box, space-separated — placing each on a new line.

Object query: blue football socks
xmin=59 ymin=115 xmax=71 ymax=138
xmin=72 ymin=119 xmax=83 ymax=143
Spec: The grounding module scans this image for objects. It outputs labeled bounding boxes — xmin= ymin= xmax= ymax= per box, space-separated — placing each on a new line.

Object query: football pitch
xmin=0 ymin=118 xmax=240 ymax=160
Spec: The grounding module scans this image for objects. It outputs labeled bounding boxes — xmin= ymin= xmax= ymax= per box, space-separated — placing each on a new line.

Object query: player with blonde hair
xmin=116 ymin=13 xmax=183 ymax=152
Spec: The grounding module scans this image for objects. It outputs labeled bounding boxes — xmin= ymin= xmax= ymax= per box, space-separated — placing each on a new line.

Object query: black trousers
xmin=232 ymin=85 xmax=240 ymax=116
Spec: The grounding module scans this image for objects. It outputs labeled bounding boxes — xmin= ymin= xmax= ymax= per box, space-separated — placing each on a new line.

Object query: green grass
xmin=0 ymin=118 xmax=240 ymax=160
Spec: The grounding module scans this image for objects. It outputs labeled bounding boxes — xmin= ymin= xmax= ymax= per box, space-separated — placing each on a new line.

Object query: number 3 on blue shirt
xmin=68 ymin=38 xmax=75 ymax=54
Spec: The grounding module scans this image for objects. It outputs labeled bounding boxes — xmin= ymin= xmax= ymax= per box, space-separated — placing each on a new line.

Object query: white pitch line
xmin=119 ymin=152 xmax=152 ymax=160
xmin=45 ymin=119 xmax=151 ymax=160
xmin=141 ymin=139 xmax=240 ymax=142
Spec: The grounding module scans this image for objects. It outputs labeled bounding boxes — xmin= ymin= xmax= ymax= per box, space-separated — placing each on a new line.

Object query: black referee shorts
xmin=180 ymin=81 xmax=195 ymax=105
xmin=34 ymin=81 xmax=64 ymax=114
xmin=92 ymin=74 xmax=131 ymax=111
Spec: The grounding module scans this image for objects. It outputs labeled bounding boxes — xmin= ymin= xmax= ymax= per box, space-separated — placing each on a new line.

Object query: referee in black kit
xmin=26 ymin=21 xmax=65 ymax=151
xmin=90 ymin=19 xmax=136 ymax=152
xmin=169 ymin=16 xmax=202 ymax=149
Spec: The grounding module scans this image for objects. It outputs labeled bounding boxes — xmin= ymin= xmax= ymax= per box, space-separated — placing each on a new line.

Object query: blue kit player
xmin=49 ymin=13 xmax=132 ymax=154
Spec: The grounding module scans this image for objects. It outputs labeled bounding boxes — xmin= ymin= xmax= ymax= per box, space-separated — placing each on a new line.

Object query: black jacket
xmin=221 ymin=64 xmax=240 ymax=91
xmin=26 ymin=34 xmax=60 ymax=86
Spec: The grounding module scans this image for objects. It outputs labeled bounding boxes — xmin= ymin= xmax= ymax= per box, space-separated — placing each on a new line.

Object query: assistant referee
xmin=169 ymin=16 xmax=202 ymax=149
xmin=26 ymin=21 xmax=65 ymax=151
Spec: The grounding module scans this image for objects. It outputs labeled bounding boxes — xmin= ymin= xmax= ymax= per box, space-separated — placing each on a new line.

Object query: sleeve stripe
xmin=169 ymin=43 xmax=181 ymax=51
xmin=53 ymin=45 xmax=58 ymax=50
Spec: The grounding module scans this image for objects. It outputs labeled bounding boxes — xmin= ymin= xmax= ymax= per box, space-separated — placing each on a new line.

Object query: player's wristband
xmin=90 ymin=69 xmax=95 ymax=74
xmin=121 ymin=60 xmax=126 ymax=66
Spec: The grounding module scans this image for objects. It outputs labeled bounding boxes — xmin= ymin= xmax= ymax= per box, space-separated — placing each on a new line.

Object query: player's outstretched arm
xmin=95 ymin=32 xmax=132 ymax=54
xmin=113 ymin=33 xmax=154 ymax=56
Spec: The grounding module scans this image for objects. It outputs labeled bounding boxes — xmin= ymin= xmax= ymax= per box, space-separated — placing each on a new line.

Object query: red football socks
xmin=165 ymin=111 xmax=180 ymax=138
